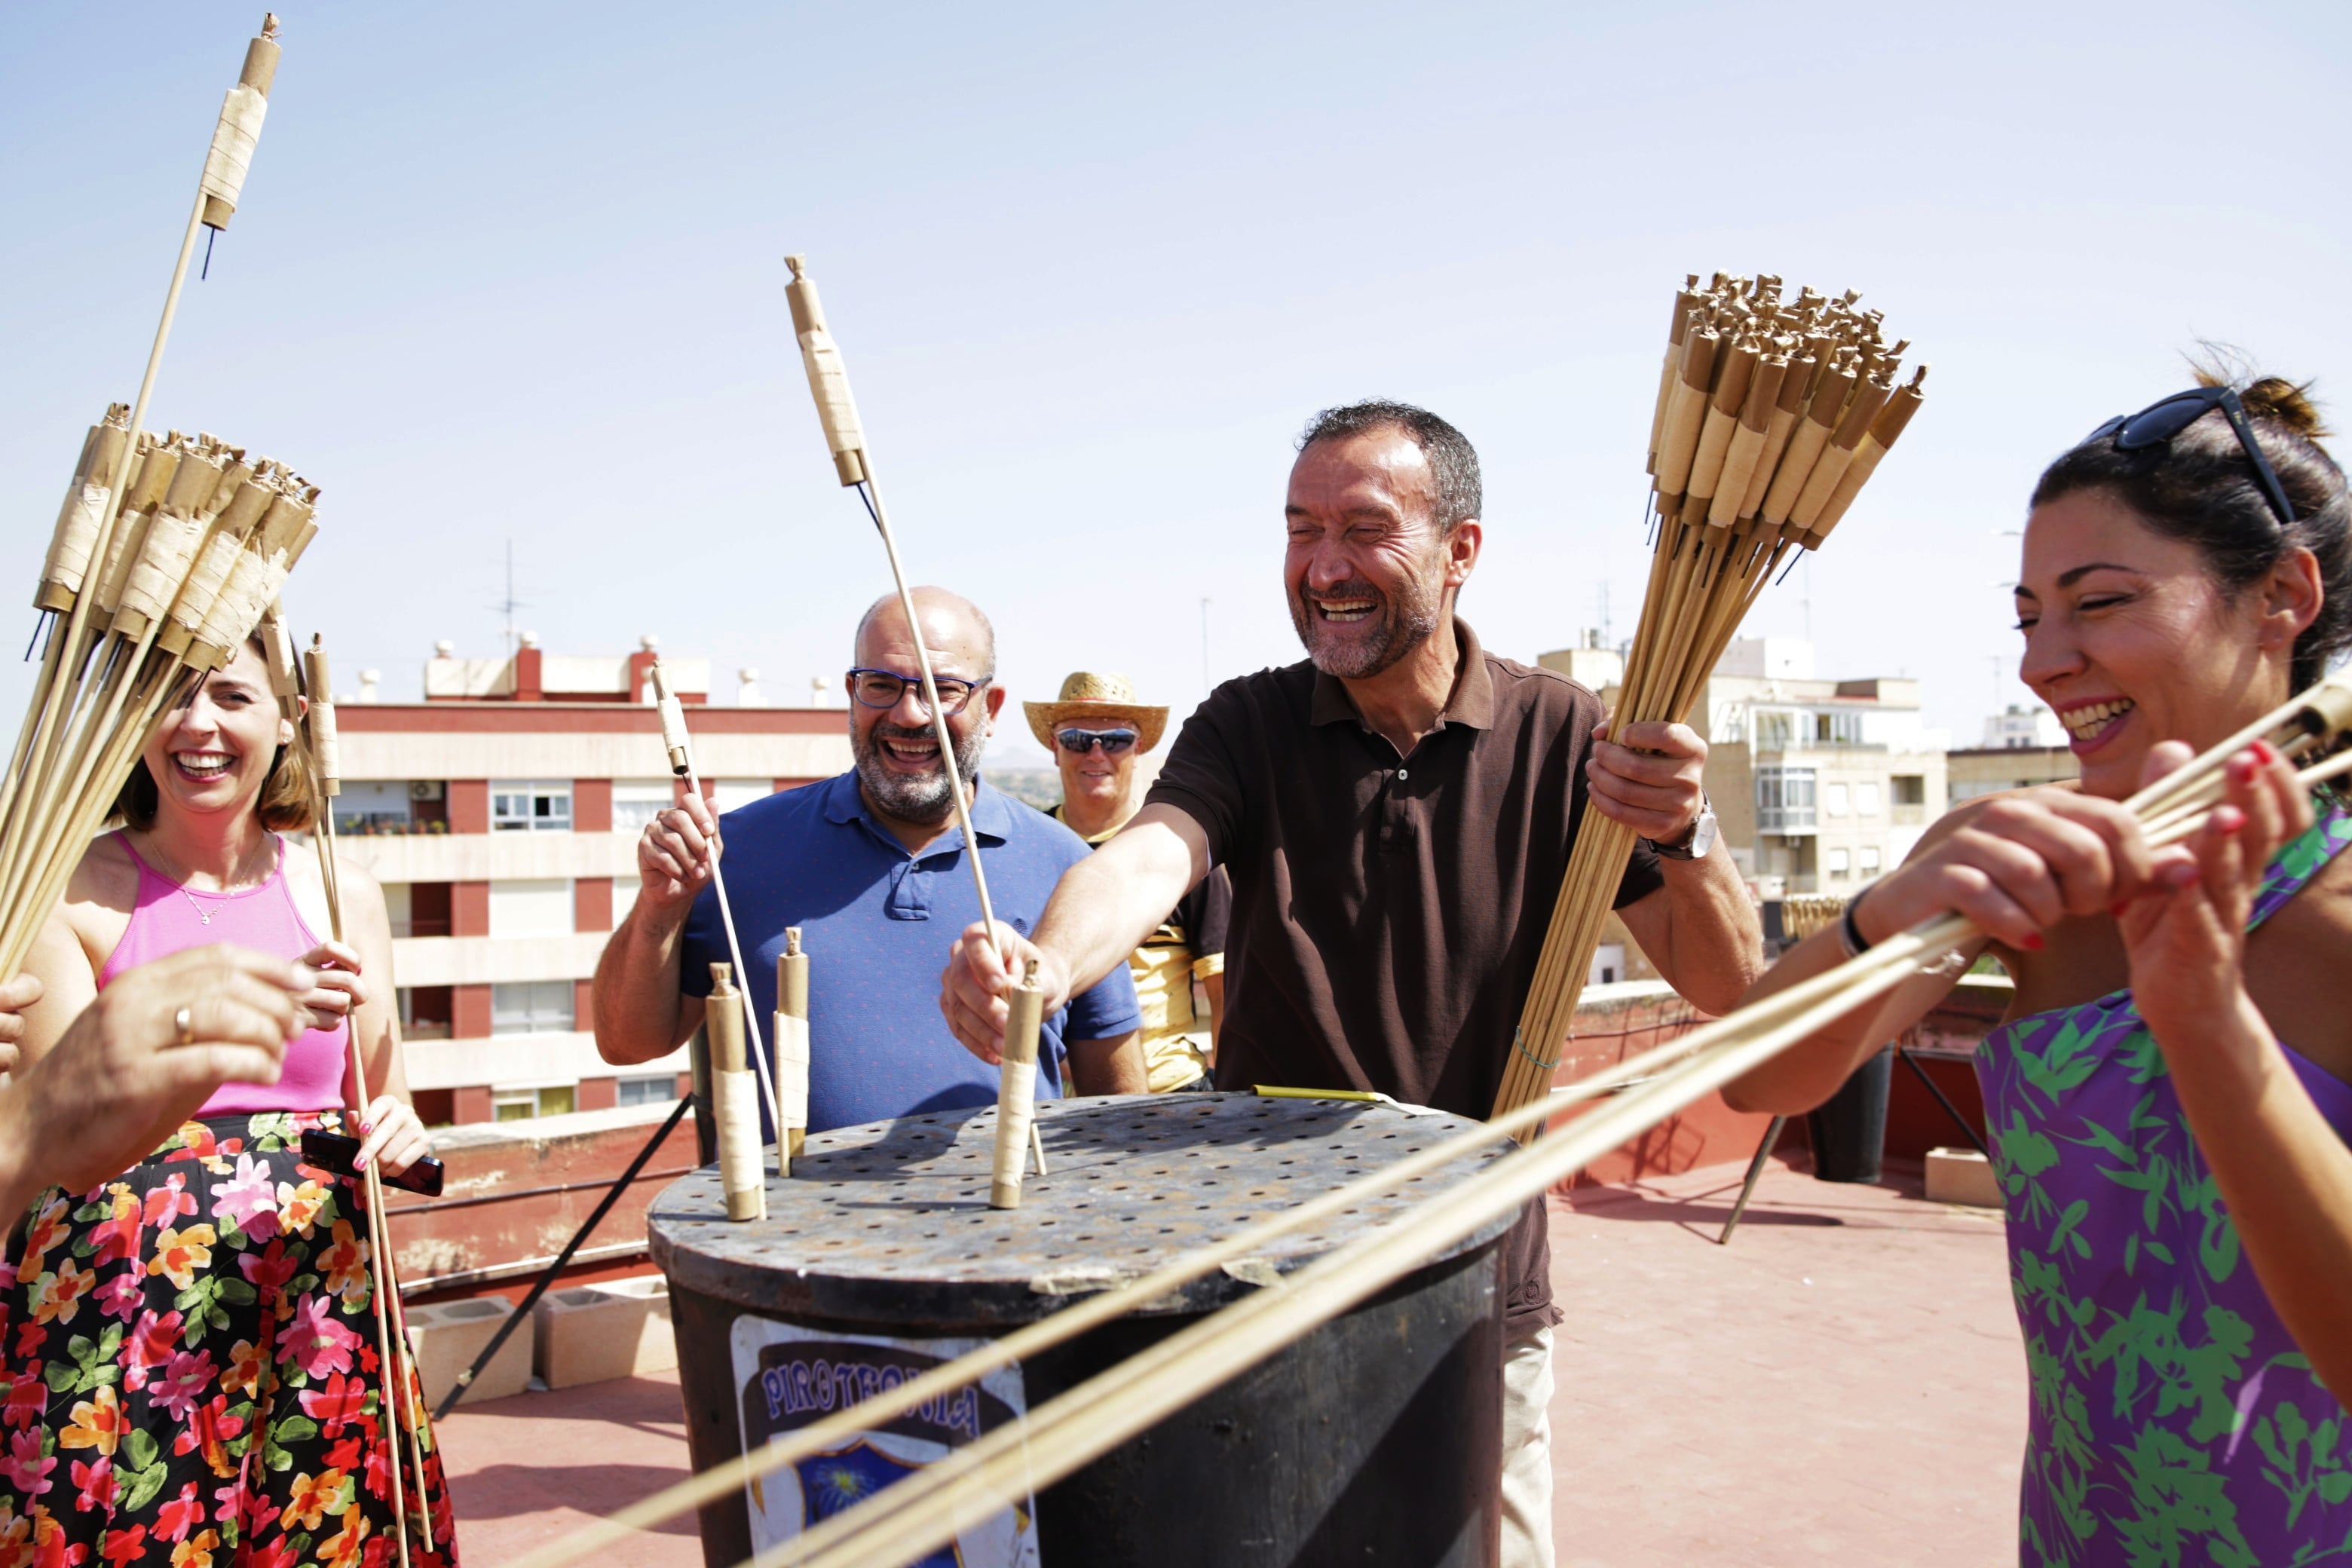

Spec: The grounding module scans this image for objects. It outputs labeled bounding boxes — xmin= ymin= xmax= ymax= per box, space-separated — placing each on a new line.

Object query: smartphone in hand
xmin=300 ymin=1129 xmax=446 ymax=1198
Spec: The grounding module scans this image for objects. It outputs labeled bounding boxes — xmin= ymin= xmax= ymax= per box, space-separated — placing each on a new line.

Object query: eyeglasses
xmin=844 ymin=667 xmax=991 ymax=716
xmin=2087 ymin=385 xmax=2297 ymax=527
xmin=1055 ymin=727 xmax=1138 ymax=756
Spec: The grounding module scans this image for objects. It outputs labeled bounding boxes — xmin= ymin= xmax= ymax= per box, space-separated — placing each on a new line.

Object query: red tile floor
xmin=1546 ymin=1157 xmax=2025 ymax=1566
xmin=436 ymin=1156 xmax=2027 ymax=1566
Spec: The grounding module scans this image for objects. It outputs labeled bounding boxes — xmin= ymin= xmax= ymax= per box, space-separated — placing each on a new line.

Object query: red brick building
xmin=330 ymin=638 xmax=850 ymax=1125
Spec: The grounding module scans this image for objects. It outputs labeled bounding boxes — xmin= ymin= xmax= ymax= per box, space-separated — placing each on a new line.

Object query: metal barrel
xmin=648 ymin=1092 xmax=1517 ymax=1567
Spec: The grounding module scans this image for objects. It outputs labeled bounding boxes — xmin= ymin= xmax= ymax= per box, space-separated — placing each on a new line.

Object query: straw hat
xmin=1024 ymin=671 xmax=1168 ymax=754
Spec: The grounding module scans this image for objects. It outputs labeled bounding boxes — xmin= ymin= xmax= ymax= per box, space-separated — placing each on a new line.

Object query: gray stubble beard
xmin=1291 ymin=562 xmax=1445 ymax=681
xmin=853 ymin=718 xmax=989 ymax=823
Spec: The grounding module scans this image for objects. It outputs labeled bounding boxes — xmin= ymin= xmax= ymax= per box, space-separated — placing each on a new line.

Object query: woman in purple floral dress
xmin=1732 ymin=373 xmax=2352 ymax=1563
xmin=0 ymin=638 xmax=455 ymax=1567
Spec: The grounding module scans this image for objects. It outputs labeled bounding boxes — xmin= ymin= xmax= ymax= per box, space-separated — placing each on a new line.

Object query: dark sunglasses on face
xmin=845 ymin=667 xmax=990 ymax=716
xmin=2086 ymin=384 xmax=2297 ymax=528
xmin=1056 ymin=727 xmax=1138 ymax=756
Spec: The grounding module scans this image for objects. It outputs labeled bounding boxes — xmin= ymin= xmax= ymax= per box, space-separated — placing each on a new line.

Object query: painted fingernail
xmin=2252 ymin=740 xmax=2280 ymax=765
xmin=354 ymin=1153 xmax=368 ymax=1169
xmin=2022 ymin=933 xmax=2047 ymax=951
xmin=2215 ymin=806 xmax=2245 ymax=833
xmin=359 ymin=1122 xmax=372 ymax=1136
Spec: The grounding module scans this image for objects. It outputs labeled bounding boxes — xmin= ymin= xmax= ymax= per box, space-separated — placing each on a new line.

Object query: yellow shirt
xmin=1050 ymin=805 xmax=1219 ymax=1092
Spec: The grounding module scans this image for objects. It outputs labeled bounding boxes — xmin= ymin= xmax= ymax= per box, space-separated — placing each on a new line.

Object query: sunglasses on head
xmin=1055 ymin=727 xmax=1138 ymax=756
xmin=2086 ymin=385 xmax=2297 ymax=528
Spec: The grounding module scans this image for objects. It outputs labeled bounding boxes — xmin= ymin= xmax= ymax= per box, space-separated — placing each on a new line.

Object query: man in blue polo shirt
xmin=590 ymin=586 xmax=1144 ymax=1131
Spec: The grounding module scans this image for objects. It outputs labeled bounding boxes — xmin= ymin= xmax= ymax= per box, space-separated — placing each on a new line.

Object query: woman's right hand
xmin=4 ymin=947 xmax=308 ymax=1196
xmin=1851 ymin=786 xmax=2167 ymax=951
xmin=636 ymin=785 xmax=720 ymax=917
xmin=293 ymin=939 xmax=366 ymax=1030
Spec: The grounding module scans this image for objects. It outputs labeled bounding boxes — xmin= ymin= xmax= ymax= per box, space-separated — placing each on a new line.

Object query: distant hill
xmin=984 ymin=750 xmax=1165 ymax=816
xmin=987 ymin=770 xmax=1062 ymax=811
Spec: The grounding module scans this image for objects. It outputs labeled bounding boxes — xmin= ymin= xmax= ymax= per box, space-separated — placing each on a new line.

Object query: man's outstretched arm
xmin=940 ymin=804 xmax=1208 ymax=1063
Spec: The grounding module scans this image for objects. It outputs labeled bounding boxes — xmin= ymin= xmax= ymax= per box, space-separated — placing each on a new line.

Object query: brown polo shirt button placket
xmin=1144 ymin=618 xmax=1668 ymax=1337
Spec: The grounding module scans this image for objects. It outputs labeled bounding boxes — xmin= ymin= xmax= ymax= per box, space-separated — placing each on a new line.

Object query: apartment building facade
xmin=330 ymin=638 xmax=850 ymax=1126
xmin=1536 ymin=635 xmax=1947 ymax=982
xmin=1698 ymin=639 xmax=1949 ymax=898
xmin=1542 ymin=633 xmax=1949 ymax=950
xmin=1948 ymin=704 xmax=2078 ymax=807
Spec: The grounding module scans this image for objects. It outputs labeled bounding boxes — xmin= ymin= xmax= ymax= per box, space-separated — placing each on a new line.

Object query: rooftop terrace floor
xmin=436 ymin=1153 xmax=2026 ymax=1566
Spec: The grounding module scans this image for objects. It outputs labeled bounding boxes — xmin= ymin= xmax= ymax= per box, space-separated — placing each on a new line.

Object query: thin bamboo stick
xmin=651 ymin=660 xmax=786 ymax=1174
xmin=783 ymin=253 xmax=1039 ymax=1201
xmin=301 ymin=636 xmax=424 ymax=1567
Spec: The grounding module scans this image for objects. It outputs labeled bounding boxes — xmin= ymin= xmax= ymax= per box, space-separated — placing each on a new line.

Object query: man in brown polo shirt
xmin=939 ymin=399 xmax=1762 ymax=1566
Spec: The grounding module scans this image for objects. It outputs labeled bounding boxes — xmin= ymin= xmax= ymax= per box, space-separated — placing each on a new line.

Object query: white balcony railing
xmin=390 ymin=932 xmax=612 ymax=988
xmin=334 ymin=831 xmax=642 ymax=885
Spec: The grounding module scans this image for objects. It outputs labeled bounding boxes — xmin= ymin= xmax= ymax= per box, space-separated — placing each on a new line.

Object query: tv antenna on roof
xmin=491 ymin=539 xmax=533 ymax=657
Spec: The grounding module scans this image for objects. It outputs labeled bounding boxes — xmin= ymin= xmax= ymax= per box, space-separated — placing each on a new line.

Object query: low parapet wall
xmin=397 ymin=977 xmax=2011 ymax=1300
xmin=1543 ymin=975 xmax=2004 ymax=1188
xmin=391 ymin=1100 xmax=698 ymax=1304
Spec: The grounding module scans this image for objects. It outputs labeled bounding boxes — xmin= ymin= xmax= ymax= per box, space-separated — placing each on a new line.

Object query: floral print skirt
xmin=0 ymin=1113 xmax=458 ymax=1568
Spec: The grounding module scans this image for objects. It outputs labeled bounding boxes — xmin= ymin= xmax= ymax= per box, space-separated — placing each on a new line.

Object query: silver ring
xmin=173 ymin=1004 xmax=195 ymax=1046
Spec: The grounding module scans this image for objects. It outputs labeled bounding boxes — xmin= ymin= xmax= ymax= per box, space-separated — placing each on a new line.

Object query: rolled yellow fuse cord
xmin=988 ymin=961 xmax=1047 ymax=1210
xmin=709 ymin=963 xmax=767 ymax=1223
xmin=773 ymin=928 xmax=810 ymax=1171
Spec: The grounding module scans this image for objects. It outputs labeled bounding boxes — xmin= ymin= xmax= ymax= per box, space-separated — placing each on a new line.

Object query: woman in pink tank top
xmin=1 ymin=638 xmax=458 ymax=1564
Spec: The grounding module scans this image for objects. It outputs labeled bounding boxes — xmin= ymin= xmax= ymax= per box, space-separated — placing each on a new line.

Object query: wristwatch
xmin=1646 ymin=795 xmax=1717 ymax=862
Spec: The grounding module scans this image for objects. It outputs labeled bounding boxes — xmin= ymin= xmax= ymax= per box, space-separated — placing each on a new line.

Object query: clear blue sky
xmin=7 ymin=2 xmax=2349 ymax=769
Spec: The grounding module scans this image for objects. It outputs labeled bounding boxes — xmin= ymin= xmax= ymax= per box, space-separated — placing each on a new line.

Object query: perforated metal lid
xmin=648 ymin=1092 xmax=1515 ymax=1330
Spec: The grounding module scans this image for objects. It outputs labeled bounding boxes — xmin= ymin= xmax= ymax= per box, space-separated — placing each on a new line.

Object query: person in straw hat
xmin=1027 ymin=672 xmax=1230 ymax=1095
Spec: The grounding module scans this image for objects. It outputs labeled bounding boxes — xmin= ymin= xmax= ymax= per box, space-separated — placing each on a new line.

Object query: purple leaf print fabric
xmin=1975 ymin=807 xmax=2352 ymax=1566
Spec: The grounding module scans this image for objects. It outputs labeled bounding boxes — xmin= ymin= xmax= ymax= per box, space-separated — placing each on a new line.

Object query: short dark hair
xmin=2032 ymin=365 xmax=2352 ymax=691
xmin=1297 ymin=400 xmax=1482 ymax=534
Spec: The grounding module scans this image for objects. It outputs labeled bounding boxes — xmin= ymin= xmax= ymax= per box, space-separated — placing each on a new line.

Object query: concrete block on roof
xmin=1925 ymin=1146 xmax=2001 ymax=1208
xmin=533 ymin=1275 xmax=675 ymax=1389
xmin=405 ymin=1296 xmax=534 ymax=1406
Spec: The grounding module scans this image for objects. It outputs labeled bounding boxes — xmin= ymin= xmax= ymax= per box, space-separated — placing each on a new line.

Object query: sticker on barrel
xmin=730 ymin=1318 xmax=1040 ymax=1565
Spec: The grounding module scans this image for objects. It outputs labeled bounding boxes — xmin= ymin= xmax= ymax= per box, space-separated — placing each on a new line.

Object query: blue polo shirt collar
xmin=819 ymin=769 xmax=1012 ymax=862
